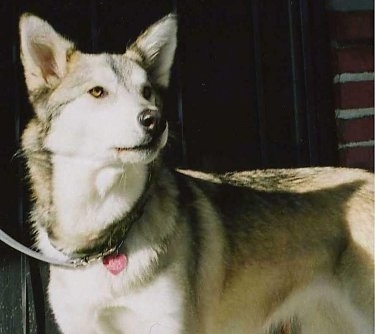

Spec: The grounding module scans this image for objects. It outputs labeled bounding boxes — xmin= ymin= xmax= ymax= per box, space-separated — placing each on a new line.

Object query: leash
xmin=0 ymin=226 xmax=126 ymax=268
xmin=0 ymin=228 xmax=79 ymax=267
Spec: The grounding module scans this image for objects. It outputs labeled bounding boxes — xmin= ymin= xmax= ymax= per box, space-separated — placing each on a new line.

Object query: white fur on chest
xmin=107 ymin=272 xmax=185 ymax=333
xmin=49 ymin=259 xmax=186 ymax=333
xmin=50 ymin=155 xmax=147 ymax=247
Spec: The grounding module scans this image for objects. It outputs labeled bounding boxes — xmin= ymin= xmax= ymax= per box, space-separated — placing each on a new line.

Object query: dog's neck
xmin=46 ymin=154 xmax=148 ymax=254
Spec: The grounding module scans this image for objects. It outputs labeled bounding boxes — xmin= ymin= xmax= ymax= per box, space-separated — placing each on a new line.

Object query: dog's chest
xmin=50 ymin=263 xmax=186 ymax=332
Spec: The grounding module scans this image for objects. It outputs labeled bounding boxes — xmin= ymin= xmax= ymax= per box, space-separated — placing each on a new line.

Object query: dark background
xmin=0 ymin=0 xmax=336 ymax=332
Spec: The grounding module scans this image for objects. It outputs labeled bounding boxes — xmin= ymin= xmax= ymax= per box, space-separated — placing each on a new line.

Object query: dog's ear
xmin=19 ymin=14 xmax=75 ymax=91
xmin=127 ymin=14 xmax=177 ymax=88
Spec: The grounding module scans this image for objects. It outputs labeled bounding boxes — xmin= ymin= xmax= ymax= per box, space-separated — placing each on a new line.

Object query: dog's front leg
xmin=96 ymin=307 xmax=186 ymax=334
xmin=50 ymin=295 xmax=102 ymax=334
xmin=104 ymin=273 xmax=190 ymax=334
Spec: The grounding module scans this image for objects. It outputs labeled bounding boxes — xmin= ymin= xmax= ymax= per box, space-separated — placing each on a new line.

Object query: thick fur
xmin=20 ymin=13 xmax=374 ymax=334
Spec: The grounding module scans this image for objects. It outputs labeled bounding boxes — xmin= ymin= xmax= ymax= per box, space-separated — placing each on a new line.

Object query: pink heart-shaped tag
xmin=102 ymin=253 xmax=127 ymax=275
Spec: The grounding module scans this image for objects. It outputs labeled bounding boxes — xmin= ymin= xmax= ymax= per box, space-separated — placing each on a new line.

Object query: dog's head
xmin=20 ymin=14 xmax=177 ymax=165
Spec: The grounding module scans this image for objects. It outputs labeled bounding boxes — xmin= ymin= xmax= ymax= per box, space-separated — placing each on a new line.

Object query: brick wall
xmin=327 ymin=2 xmax=374 ymax=171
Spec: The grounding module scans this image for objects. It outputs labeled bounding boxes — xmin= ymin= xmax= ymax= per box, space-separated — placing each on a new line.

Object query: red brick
xmin=332 ymin=47 xmax=374 ymax=73
xmin=339 ymin=146 xmax=374 ymax=171
xmin=337 ymin=116 xmax=374 ymax=143
xmin=334 ymin=81 xmax=374 ymax=109
xmin=329 ymin=11 xmax=373 ymax=41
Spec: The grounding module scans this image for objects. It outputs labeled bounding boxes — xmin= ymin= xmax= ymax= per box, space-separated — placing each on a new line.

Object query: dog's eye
xmin=142 ymin=86 xmax=152 ymax=100
xmin=88 ymin=86 xmax=106 ymax=98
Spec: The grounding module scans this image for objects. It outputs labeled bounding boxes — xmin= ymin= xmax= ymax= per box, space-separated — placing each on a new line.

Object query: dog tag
xmin=103 ymin=253 xmax=127 ymax=275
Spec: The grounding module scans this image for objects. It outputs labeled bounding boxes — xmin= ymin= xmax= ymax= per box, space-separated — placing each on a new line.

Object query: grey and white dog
xmin=19 ymin=13 xmax=373 ymax=334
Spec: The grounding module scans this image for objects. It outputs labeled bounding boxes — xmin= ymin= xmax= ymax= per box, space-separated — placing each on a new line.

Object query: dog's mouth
xmin=113 ymin=124 xmax=168 ymax=155
xmin=114 ymin=138 xmax=158 ymax=153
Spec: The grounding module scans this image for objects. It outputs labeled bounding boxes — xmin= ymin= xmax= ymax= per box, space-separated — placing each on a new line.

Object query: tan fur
xmin=177 ymin=168 xmax=373 ymax=333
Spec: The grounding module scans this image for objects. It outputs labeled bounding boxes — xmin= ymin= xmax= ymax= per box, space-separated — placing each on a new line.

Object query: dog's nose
xmin=138 ymin=109 xmax=161 ymax=133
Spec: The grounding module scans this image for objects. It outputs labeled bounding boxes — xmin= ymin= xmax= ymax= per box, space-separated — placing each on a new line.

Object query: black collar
xmin=0 ymin=166 xmax=154 ymax=268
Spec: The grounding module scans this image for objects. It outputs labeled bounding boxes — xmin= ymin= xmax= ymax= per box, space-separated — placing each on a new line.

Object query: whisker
xmin=11 ymin=149 xmax=25 ymax=161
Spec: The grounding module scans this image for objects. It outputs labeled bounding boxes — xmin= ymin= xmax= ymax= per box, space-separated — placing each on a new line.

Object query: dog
xmin=19 ymin=13 xmax=373 ymax=334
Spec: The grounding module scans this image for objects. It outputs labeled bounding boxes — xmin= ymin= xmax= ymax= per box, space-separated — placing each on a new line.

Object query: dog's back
xmin=176 ymin=167 xmax=373 ymax=333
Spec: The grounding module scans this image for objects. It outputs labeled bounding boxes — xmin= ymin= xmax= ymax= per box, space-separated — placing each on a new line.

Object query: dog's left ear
xmin=126 ymin=14 xmax=177 ymax=88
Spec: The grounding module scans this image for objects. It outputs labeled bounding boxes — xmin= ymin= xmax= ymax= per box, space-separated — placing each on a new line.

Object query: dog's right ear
xmin=19 ymin=14 xmax=75 ymax=92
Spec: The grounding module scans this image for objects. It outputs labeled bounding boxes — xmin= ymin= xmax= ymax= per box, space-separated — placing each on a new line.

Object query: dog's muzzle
xmin=113 ymin=110 xmax=167 ymax=157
